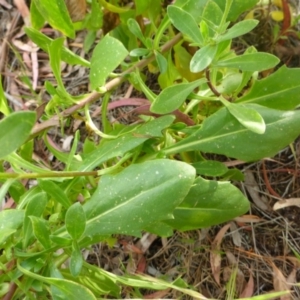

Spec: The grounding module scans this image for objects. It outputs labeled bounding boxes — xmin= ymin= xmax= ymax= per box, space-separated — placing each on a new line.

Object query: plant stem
xmin=29 ymin=33 xmax=182 ymax=139
xmin=0 ymin=171 xmax=98 ymax=179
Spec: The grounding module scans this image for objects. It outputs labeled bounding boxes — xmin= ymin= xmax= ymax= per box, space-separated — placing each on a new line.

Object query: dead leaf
xmin=240 ymin=268 xmax=254 ymax=298
xmin=272 ymin=262 xmax=291 ymax=300
xmin=210 ymin=223 xmax=230 ymax=285
xmin=143 ymin=289 xmax=170 ymax=299
xmin=234 ymin=215 xmax=264 ymax=223
xmin=244 ymin=170 xmax=270 ymax=211
xmin=273 ymin=198 xmax=300 ymax=210
xmin=230 ymin=222 xmax=242 ymax=247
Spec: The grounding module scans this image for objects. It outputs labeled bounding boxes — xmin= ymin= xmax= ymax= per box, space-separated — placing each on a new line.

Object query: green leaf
xmin=30 ymin=0 xmax=45 ymax=30
xmin=192 ymin=160 xmax=228 ymax=176
xmin=78 ymin=115 xmax=175 ymax=172
xmin=130 ymin=48 xmax=151 ymax=57
xmin=38 ymin=180 xmax=72 ymax=208
xmin=151 ymin=79 xmax=204 ymax=114
xmin=18 ymin=262 xmax=97 ymax=300
xmin=65 ymin=203 xmax=86 ymax=240
xmin=164 ymin=177 xmax=249 ymax=230
xmin=24 ymin=27 xmax=90 ymax=67
xmin=33 ymin=0 xmax=74 ymax=38
xmin=0 ymin=111 xmax=36 ymax=160
xmin=216 ymin=19 xmax=259 ymax=42
xmin=216 ymin=52 xmax=280 ymax=72
xmin=236 ymin=66 xmax=300 ymax=110
xmin=164 ymin=104 xmax=300 ymax=162
xmin=0 ymin=74 xmax=10 ymax=115
xmin=0 ymin=210 xmax=24 ymax=245
xmin=70 ymin=241 xmax=83 ymax=277
xmin=29 ymin=216 xmax=51 ymax=249
xmin=23 ymin=192 xmax=48 ymax=248
xmin=155 ymin=51 xmax=168 ymax=74
xmin=167 ymin=6 xmax=203 ymax=45
xmin=48 ymin=37 xmax=69 ymax=97
xmin=90 ymin=35 xmax=128 ymax=89
xmin=202 ymin=0 xmax=223 ymax=36
xmin=221 ymin=100 xmax=266 ymax=134
xmin=190 ymin=44 xmax=218 ymax=73
xmin=214 ymin=0 xmax=259 ymax=21
xmin=80 ymin=160 xmax=195 ymax=237
xmin=127 ymin=18 xmax=147 ymax=45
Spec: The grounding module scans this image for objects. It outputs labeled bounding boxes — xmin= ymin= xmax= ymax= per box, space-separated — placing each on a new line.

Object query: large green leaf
xmin=164 ymin=104 xmax=300 ymax=162
xmin=90 ymin=35 xmax=128 ymax=89
xmin=236 ymin=66 xmax=300 ymax=110
xmin=77 ymin=160 xmax=195 ymax=238
xmin=215 ymin=52 xmax=280 ymax=72
xmin=164 ymin=177 xmax=249 ymax=230
xmin=33 ymin=0 xmax=74 ymax=38
xmin=0 ymin=111 xmax=36 ymax=160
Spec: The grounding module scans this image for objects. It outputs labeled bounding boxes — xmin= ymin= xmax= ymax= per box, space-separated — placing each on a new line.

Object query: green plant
xmin=1 ymin=0 xmax=300 ymax=298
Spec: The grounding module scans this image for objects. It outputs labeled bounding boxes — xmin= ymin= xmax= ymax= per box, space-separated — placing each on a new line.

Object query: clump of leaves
xmin=1 ymin=0 xmax=300 ymax=299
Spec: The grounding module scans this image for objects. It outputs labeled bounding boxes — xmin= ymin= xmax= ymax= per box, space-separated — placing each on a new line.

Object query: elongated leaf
xmin=23 ymin=191 xmax=47 ymax=248
xmin=0 ymin=111 xmax=36 ymax=159
xmin=236 ymin=66 xmax=300 ymax=110
xmin=164 ymin=177 xmax=248 ymax=230
xmin=79 ymin=160 xmax=195 ymax=237
xmin=164 ymin=104 xmax=300 ymax=162
xmin=190 ymin=44 xmax=218 ymax=73
xmin=90 ymin=35 xmax=128 ymax=89
xmin=38 ymin=180 xmax=72 ymax=208
xmin=167 ymin=6 xmax=203 ymax=45
xmin=79 ymin=115 xmax=175 ymax=172
xmin=127 ymin=18 xmax=147 ymax=45
xmin=216 ymin=19 xmax=259 ymax=42
xmin=24 ymin=27 xmax=90 ymax=67
xmin=30 ymin=0 xmax=45 ymax=30
xmin=65 ymin=203 xmax=86 ymax=240
xmin=151 ymin=79 xmax=204 ymax=114
xmin=18 ymin=262 xmax=96 ymax=300
xmin=215 ymin=52 xmax=280 ymax=72
xmin=29 ymin=216 xmax=51 ymax=249
xmin=33 ymin=0 xmax=74 ymax=38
